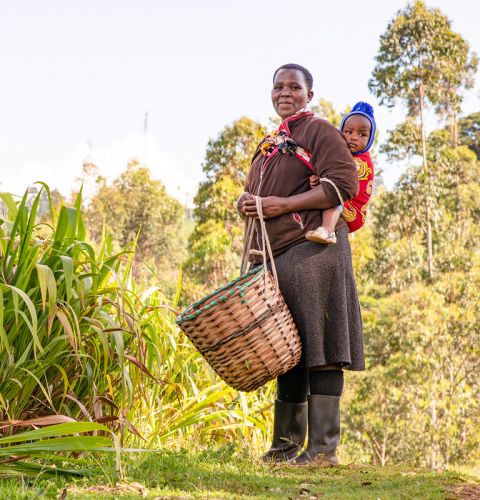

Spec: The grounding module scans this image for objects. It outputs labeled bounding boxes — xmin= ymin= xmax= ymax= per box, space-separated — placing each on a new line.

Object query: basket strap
xmin=240 ymin=197 xmax=280 ymax=288
xmin=240 ymin=216 xmax=255 ymax=276
xmin=241 ymin=182 xmax=342 ymax=283
xmin=255 ymin=195 xmax=279 ymax=288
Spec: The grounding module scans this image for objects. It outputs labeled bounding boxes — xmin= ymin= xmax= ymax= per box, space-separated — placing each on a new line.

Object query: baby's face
xmin=341 ymin=115 xmax=371 ymax=153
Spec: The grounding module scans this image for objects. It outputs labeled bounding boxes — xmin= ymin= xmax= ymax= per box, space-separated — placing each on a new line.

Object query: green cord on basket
xmin=176 ymin=266 xmax=267 ymax=324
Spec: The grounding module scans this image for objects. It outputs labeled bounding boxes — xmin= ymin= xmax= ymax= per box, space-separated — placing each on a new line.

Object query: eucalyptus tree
xmin=458 ymin=111 xmax=480 ymax=159
xmin=369 ymin=0 xmax=477 ymax=278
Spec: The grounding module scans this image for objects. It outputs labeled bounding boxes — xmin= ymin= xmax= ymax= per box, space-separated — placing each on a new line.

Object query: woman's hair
xmin=273 ymin=64 xmax=313 ymax=91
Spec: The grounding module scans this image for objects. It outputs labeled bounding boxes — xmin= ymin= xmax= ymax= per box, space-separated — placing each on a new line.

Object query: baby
xmin=306 ymin=101 xmax=376 ymax=244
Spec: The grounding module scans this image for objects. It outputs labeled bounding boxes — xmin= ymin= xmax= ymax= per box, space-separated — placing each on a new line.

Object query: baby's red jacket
xmin=342 ymin=151 xmax=374 ymax=233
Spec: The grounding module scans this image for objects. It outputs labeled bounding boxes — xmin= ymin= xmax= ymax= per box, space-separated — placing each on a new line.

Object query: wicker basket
xmin=176 ymin=196 xmax=302 ymax=392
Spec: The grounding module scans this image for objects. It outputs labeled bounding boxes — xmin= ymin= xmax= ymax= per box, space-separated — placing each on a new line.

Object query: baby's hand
xmin=309 ymin=175 xmax=320 ymax=188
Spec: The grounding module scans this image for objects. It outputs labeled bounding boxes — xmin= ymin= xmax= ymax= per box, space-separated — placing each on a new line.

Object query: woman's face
xmin=272 ymin=69 xmax=313 ymax=120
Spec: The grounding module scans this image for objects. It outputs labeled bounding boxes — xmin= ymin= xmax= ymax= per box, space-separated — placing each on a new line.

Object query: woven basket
xmin=176 ymin=196 xmax=302 ymax=392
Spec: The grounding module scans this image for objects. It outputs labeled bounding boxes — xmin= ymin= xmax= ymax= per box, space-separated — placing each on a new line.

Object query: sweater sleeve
xmin=244 ymin=148 xmax=262 ymax=193
xmin=307 ymin=119 xmax=359 ymax=206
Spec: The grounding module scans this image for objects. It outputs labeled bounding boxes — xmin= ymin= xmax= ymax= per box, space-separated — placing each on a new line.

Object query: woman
xmin=237 ymin=63 xmax=364 ymax=466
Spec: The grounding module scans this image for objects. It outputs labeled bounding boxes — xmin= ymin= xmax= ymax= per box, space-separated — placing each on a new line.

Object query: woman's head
xmin=272 ymin=64 xmax=314 ymax=120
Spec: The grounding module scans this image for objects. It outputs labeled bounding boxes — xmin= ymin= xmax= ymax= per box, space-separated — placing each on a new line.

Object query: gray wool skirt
xmin=271 ymin=227 xmax=365 ymax=371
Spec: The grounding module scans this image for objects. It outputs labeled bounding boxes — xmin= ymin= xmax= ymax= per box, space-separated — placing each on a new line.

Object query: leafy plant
xmin=0 ymin=184 xmax=273 ymax=455
xmin=0 ymin=184 xmax=144 ymax=429
xmin=0 ymin=422 xmax=115 ymax=477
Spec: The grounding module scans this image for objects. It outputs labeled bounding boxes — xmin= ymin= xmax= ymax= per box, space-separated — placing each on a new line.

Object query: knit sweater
xmin=245 ymin=112 xmax=358 ymax=263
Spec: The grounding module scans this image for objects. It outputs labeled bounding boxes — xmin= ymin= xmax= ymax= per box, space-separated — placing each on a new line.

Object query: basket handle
xmin=240 ymin=196 xmax=279 ymax=288
xmin=240 ymin=179 xmax=343 ymax=286
xmin=240 ymin=216 xmax=255 ymax=276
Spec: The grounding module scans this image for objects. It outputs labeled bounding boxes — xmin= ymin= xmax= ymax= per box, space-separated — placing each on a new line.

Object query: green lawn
xmin=1 ymin=450 xmax=479 ymax=499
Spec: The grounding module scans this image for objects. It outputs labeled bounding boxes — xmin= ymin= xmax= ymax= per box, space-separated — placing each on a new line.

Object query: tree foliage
xmin=86 ymin=160 xmax=185 ymax=280
xmin=458 ymin=111 xmax=480 ymax=159
xmin=311 ymin=99 xmax=348 ymax=128
xmin=346 ymin=116 xmax=480 ymax=467
xmin=369 ymin=0 xmax=477 ymax=117
xmin=369 ymin=0 xmax=478 ymax=279
xmin=184 ymin=117 xmax=266 ymax=293
xmin=380 ymin=118 xmax=421 ymax=161
xmin=332 ymin=2 xmax=480 ymax=467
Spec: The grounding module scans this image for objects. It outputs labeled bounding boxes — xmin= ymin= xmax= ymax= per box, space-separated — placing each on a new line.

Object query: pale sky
xmin=1 ymin=0 xmax=479 ymax=204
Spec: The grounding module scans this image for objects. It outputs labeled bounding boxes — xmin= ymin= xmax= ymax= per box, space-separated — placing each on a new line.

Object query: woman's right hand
xmin=236 ymin=192 xmax=254 ymax=218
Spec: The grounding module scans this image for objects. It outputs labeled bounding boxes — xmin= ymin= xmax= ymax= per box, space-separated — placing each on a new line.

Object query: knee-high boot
xmin=292 ymin=394 xmax=340 ymax=466
xmin=261 ymin=399 xmax=307 ymax=462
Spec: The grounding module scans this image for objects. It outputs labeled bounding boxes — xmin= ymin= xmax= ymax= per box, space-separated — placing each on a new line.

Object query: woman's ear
xmin=307 ymin=90 xmax=314 ymax=103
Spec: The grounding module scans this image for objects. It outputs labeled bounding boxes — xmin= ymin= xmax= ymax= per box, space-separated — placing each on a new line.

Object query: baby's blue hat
xmin=339 ymin=101 xmax=376 ymax=153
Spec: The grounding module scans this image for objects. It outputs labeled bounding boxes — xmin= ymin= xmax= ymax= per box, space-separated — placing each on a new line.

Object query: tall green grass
xmin=0 ymin=185 xmax=141 ymax=427
xmin=0 ymin=422 xmax=117 ymax=477
xmin=124 ymin=285 xmax=274 ymax=451
xmin=0 ymin=184 xmax=272 ymax=454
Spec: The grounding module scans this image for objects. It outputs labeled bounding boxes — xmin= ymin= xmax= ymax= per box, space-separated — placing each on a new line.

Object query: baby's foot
xmin=306 ymin=226 xmax=337 ymax=245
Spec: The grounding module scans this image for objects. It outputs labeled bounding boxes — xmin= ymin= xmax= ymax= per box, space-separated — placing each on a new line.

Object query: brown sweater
xmin=245 ymin=114 xmax=358 ymax=263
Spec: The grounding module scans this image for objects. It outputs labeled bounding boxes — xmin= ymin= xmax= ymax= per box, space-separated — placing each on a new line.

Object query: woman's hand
xmin=236 ymin=192 xmax=254 ymax=218
xmin=242 ymin=196 xmax=289 ymax=218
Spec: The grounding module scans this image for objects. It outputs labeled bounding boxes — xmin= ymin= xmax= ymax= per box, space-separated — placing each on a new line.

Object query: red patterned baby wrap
xmin=342 ymin=151 xmax=374 ymax=233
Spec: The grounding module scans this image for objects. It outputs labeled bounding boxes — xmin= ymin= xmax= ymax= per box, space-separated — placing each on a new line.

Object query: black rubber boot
xmin=261 ymin=399 xmax=307 ymax=462
xmin=292 ymin=394 xmax=340 ymax=466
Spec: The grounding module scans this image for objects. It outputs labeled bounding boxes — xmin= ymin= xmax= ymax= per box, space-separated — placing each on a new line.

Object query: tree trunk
xmin=430 ymin=395 xmax=438 ymax=469
xmin=450 ymin=110 xmax=458 ymax=148
xmin=419 ymin=85 xmax=434 ymax=279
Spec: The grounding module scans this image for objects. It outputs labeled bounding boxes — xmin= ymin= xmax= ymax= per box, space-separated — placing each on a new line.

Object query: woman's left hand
xmin=242 ymin=196 xmax=289 ymax=218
